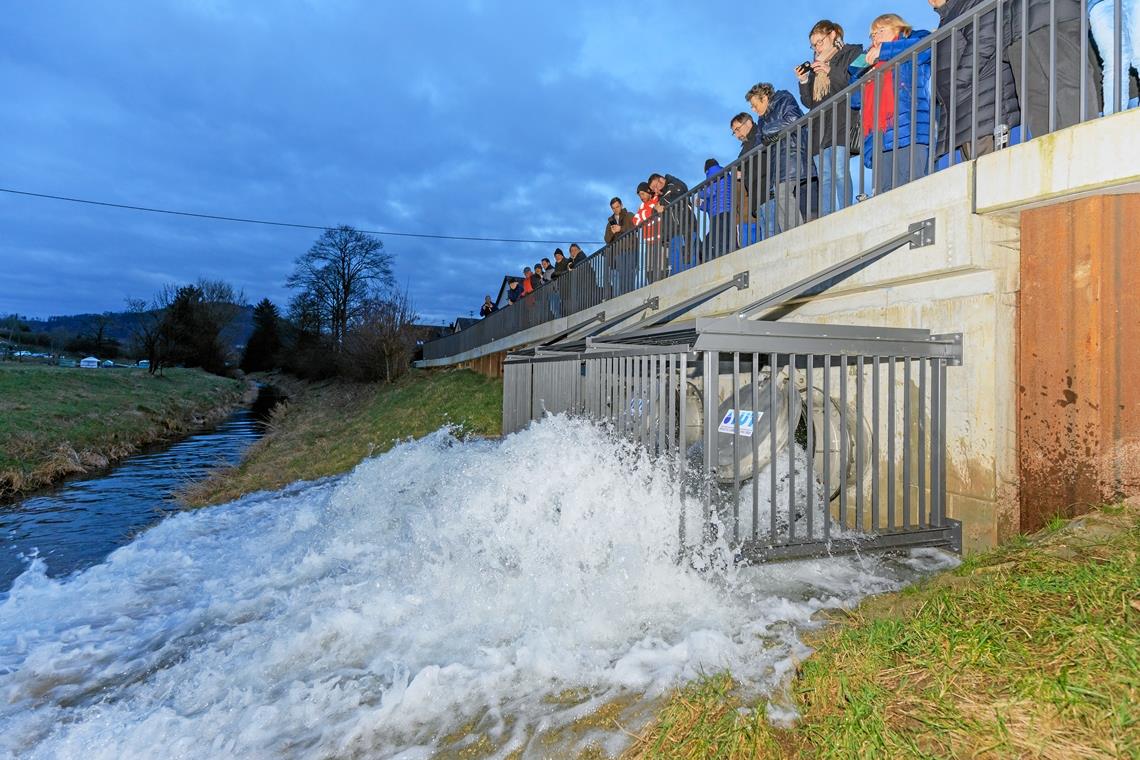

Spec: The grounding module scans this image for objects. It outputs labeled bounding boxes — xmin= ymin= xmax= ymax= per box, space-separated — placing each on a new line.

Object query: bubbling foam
xmin=0 ymin=416 xmax=955 ymax=758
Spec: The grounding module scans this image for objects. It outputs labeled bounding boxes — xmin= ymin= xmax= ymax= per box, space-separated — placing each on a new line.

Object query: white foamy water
xmin=0 ymin=416 xmax=957 ymax=759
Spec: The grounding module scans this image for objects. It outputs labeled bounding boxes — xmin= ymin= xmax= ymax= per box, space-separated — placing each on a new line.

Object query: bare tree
xmin=286 ymin=226 xmax=395 ymax=351
xmin=126 ymin=285 xmax=176 ymax=375
xmin=343 ymin=288 xmax=419 ymax=382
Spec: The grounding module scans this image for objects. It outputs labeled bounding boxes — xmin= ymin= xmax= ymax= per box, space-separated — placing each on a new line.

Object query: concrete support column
xmin=1018 ymin=193 xmax=1140 ymax=531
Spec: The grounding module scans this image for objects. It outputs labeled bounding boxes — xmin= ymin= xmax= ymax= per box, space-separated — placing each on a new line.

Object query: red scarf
xmin=861 ymin=62 xmax=896 ymax=138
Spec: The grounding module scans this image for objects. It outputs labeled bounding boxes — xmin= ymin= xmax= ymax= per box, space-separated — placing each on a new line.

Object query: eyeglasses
xmin=869 ymin=27 xmax=890 ymax=40
xmin=731 ymin=122 xmax=748 ymax=136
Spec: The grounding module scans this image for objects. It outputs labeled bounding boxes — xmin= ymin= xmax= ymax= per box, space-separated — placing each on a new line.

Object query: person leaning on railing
xmin=746 ymin=82 xmax=816 ymax=232
xmin=604 ymin=197 xmax=635 ymax=244
xmin=479 ymin=295 xmax=497 ymax=318
xmin=648 ymin=172 xmax=694 ymax=272
xmin=931 ymin=0 xmax=1021 ymax=159
xmin=697 ymin=158 xmax=733 ymax=262
xmin=506 ymin=278 xmax=523 ymax=305
xmin=852 ymin=14 xmax=933 ymax=195
xmin=796 ymin=19 xmax=864 ymax=214
xmin=1088 ymin=0 xmax=1139 ymax=114
xmin=730 ymin=112 xmax=765 ymax=246
xmin=632 ymin=181 xmax=664 ymax=283
xmin=1002 ymin=0 xmax=1099 ymax=135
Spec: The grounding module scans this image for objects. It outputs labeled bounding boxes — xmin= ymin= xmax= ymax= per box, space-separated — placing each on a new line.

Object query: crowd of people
xmin=480 ymin=0 xmax=1138 ymax=318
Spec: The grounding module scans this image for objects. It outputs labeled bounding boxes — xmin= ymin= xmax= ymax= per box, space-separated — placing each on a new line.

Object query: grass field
xmin=0 ymin=363 xmax=245 ymax=497
xmin=181 ymin=368 xmax=503 ymax=507
xmin=624 ymin=502 xmax=1140 ymax=759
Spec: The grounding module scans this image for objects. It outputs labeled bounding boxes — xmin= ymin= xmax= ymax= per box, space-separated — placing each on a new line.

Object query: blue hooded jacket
xmin=697 ymin=163 xmax=733 ymax=216
xmin=851 ymin=29 xmax=933 ymax=166
xmin=755 ymin=89 xmax=817 ymax=185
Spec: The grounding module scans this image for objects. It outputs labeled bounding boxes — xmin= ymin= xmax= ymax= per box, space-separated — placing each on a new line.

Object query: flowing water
xmin=0 ymin=415 xmax=956 ymax=759
xmin=0 ymin=407 xmax=265 ymax=593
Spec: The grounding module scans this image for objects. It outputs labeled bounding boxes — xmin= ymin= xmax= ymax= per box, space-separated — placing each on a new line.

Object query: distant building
xmin=79 ymin=356 xmax=99 ymax=369
xmin=137 ymin=359 xmax=150 ymax=369
xmin=450 ymin=317 xmax=480 ymax=333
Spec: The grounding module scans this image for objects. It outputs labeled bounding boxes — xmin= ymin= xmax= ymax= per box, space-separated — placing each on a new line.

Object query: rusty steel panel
xmin=1018 ymin=193 xmax=1140 ymax=532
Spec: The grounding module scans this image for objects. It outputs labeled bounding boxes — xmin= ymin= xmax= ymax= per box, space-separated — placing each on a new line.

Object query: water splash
xmin=0 ymin=416 xmax=956 ymax=758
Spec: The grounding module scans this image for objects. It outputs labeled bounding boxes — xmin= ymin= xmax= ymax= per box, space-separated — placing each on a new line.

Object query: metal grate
xmin=503 ymin=319 xmax=964 ymax=562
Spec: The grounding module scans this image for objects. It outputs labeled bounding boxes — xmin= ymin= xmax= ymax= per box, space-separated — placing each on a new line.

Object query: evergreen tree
xmin=241 ymin=298 xmax=282 ymax=372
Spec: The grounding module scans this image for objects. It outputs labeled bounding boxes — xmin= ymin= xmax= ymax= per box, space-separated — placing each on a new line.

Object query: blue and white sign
xmin=718 ymin=409 xmax=760 ymax=437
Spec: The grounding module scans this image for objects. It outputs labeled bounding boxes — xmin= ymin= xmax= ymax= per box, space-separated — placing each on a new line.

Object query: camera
xmin=797 ymin=61 xmax=812 ymax=75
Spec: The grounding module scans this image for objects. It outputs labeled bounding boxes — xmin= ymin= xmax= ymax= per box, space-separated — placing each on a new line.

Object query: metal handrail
xmin=424 ymin=0 xmax=1115 ymax=362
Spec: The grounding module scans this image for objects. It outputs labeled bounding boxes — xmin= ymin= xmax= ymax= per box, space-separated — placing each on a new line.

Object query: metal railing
xmin=503 ymin=318 xmax=964 ymax=562
xmin=425 ymin=0 xmax=1132 ymax=362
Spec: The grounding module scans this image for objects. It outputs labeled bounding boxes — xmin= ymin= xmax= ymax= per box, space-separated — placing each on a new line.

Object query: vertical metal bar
xmin=1113 ymin=0 xmax=1123 ymax=114
xmin=1021 ymin=0 xmax=1029 ymax=137
xmin=805 ymin=353 xmax=815 ymax=540
xmin=1079 ymin=0 xmax=1088 ymax=120
xmin=855 ymin=355 xmax=865 ymax=531
xmin=839 ymin=354 xmax=849 ymax=529
xmin=732 ymin=352 xmax=741 ymax=543
xmin=851 ymin=90 xmax=864 ymax=199
xmin=939 ymin=358 xmax=949 ymax=528
xmin=703 ymin=351 xmax=716 ymax=521
xmin=751 ymin=354 xmax=760 ymax=541
xmin=888 ymin=357 xmax=896 ymax=531
xmin=830 ymin=100 xmax=838 ymax=212
xmin=658 ymin=354 xmax=666 ymax=456
xmin=971 ymin=15 xmax=979 ymax=155
xmin=909 ymin=48 xmax=918 ymax=182
xmin=666 ymin=354 xmax=675 ymax=454
xmin=950 ymin=30 xmax=959 ymax=166
xmin=996 ymin=2 xmax=1005 ymax=138
xmin=891 ymin=56 xmax=900 ymax=190
xmin=871 ymin=355 xmax=880 ymax=531
xmin=929 ymin=28 xmax=940 ymax=175
xmin=823 ymin=354 xmax=832 ymax=542
xmin=642 ymin=355 xmax=652 ymax=448
xmin=787 ymin=352 xmax=797 ymax=541
xmin=872 ymin=68 xmax=882 ymax=194
xmin=769 ymin=351 xmax=778 ymax=542
xmin=679 ymin=352 xmax=688 ymax=478
xmin=918 ymin=356 xmax=927 ymax=526
xmin=931 ymin=357 xmax=942 ymax=526
xmin=903 ymin=357 xmax=911 ymax=528
xmin=1048 ymin=0 xmax=1056 ymax=134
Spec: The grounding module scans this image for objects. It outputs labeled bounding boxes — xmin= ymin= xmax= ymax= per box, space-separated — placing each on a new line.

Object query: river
xmin=0 ymin=414 xmax=956 ymax=759
xmin=1 ymin=405 xmax=266 ymax=594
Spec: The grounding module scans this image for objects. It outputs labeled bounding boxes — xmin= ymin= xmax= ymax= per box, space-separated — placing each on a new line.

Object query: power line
xmin=0 ymin=187 xmax=604 ymax=246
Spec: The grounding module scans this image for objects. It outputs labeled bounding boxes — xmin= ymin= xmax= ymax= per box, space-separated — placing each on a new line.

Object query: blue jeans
xmin=1090 ymin=0 xmax=1140 ymax=115
xmin=818 ymin=145 xmax=853 ymax=214
xmin=874 ymin=144 xmax=930 ymax=195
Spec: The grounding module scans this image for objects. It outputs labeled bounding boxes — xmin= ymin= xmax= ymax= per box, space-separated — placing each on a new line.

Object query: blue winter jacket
xmin=851 ymin=29 xmax=933 ymax=167
xmin=697 ymin=163 xmax=733 ymax=216
xmin=756 ymin=89 xmax=817 ymax=185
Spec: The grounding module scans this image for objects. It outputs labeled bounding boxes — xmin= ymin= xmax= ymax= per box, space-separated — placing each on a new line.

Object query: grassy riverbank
xmin=625 ymin=501 xmax=1140 ymax=759
xmin=181 ymin=368 xmax=502 ymax=507
xmin=0 ymin=363 xmax=245 ymax=498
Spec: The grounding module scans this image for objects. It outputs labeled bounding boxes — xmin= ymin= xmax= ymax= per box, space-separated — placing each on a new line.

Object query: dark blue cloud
xmin=0 ymin=0 xmax=935 ymax=323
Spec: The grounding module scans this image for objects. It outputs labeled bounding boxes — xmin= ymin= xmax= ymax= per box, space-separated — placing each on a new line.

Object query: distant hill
xmin=18 ymin=305 xmax=255 ymax=350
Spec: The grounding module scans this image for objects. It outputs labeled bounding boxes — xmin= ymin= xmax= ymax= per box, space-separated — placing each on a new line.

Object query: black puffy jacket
xmin=799 ymin=43 xmax=865 ymax=154
xmin=936 ymin=0 xmax=1021 ymax=156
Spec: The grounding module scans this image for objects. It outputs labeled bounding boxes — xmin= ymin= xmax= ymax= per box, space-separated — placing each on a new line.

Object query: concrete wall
xmin=424 ymin=108 xmax=1140 ymax=552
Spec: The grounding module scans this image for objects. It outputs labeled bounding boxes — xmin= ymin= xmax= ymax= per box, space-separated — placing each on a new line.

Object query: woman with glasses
xmin=795 ymin=19 xmax=864 ymax=214
xmin=852 ymin=13 xmax=934 ymax=194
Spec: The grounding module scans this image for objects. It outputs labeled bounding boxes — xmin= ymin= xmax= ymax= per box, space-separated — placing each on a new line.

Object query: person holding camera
xmin=795 ymin=19 xmax=864 ymax=214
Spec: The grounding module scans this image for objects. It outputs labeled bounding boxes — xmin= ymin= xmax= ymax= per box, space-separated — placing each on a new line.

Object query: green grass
xmin=625 ymin=502 xmax=1140 ymax=759
xmin=181 ymin=368 xmax=502 ymax=507
xmin=0 ymin=363 xmax=244 ymax=496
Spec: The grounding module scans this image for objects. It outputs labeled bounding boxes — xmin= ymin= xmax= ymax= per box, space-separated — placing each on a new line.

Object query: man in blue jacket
xmin=697 ymin=159 xmax=733 ymax=261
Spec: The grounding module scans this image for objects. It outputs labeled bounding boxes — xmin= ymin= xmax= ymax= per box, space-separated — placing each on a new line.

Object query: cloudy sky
xmin=2 ymin=0 xmax=936 ymax=324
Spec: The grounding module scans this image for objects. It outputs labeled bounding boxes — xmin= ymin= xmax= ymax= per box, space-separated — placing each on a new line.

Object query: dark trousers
xmin=1006 ymin=20 xmax=1098 ymax=137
